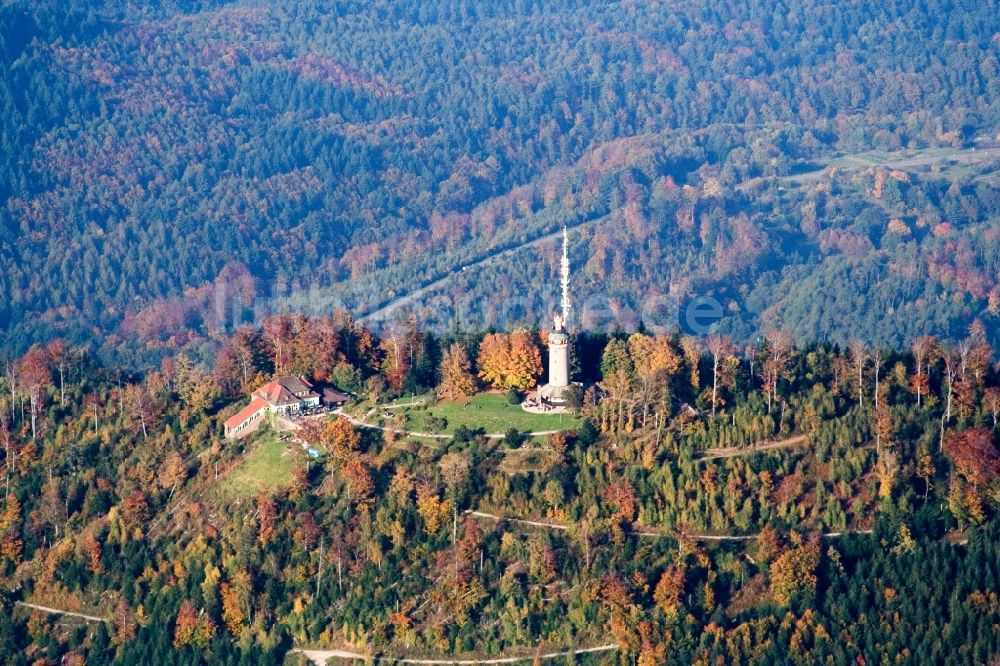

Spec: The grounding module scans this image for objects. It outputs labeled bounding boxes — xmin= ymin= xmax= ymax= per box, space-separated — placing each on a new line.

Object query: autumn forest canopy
xmin=3 ymin=0 xmax=1000 ymax=361
xmin=3 ymin=0 xmax=1000 ymax=665
xmin=1 ymin=314 xmax=1000 ymax=664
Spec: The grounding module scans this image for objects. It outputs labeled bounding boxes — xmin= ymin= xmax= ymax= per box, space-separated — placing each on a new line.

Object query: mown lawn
xmin=217 ymin=434 xmax=300 ymax=499
xmin=395 ymin=392 xmax=578 ymax=435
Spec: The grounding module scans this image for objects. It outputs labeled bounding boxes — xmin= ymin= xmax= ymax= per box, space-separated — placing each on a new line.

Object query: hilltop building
xmin=224 ymin=376 xmax=347 ymax=439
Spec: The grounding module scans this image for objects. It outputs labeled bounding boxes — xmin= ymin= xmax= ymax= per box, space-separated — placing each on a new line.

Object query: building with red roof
xmin=223 ymin=376 xmax=322 ymax=439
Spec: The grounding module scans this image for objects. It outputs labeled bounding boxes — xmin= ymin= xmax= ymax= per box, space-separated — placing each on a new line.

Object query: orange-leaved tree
xmin=438 ymin=342 xmax=477 ymax=399
xmin=477 ymin=332 xmax=541 ymax=390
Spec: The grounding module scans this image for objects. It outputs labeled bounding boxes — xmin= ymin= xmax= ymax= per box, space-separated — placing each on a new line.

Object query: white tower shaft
xmin=560 ymin=226 xmax=571 ymax=327
xmin=548 ymin=335 xmax=569 ymax=389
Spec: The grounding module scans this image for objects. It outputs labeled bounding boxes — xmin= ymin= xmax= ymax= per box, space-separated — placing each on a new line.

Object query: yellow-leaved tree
xmin=438 ymin=342 xmax=477 ymax=399
xmin=653 ymin=564 xmax=685 ymax=618
xmin=769 ymin=544 xmax=820 ymax=605
xmin=324 ymin=416 xmax=361 ymax=465
xmin=415 ymin=483 xmax=449 ymax=534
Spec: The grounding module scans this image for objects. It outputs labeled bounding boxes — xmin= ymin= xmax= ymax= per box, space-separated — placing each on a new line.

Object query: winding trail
xmin=290 ymin=643 xmax=618 ymax=665
xmin=14 ymin=602 xmax=107 ymax=623
xmin=698 ymin=434 xmax=809 ymax=460
xmin=359 ymin=219 xmax=600 ymax=324
xmin=467 ymin=510 xmax=569 ymax=531
xmin=467 ymin=509 xmax=872 ymax=541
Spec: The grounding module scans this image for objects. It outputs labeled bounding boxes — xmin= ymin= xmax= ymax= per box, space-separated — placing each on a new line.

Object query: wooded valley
xmin=3 ymin=0 xmax=1000 ymax=360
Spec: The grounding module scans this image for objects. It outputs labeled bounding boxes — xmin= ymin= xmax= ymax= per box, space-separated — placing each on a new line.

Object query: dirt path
xmin=821 ymin=529 xmax=874 ymax=538
xmin=335 ymin=410 xmax=451 ymax=439
xmin=632 ymin=530 xmax=757 ymax=540
xmin=290 ymin=643 xmax=618 ymax=665
xmin=359 ymin=217 xmax=603 ymax=323
xmin=466 ymin=509 xmax=569 ymax=531
xmin=468 ymin=509 xmax=756 ymax=541
xmin=467 ymin=509 xmax=872 ymax=542
xmin=698 ymin=434 xmax=809 ymax=460
xmin=14 ymin=602 xmax=107 ymax=623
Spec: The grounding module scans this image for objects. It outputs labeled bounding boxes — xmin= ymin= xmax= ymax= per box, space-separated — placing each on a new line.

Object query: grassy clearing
xmin=393 ymin=392 xmax=578 ymax=435
xmin=385 ymin=392 xmax=433 ymax=407
xmin=342 ymin=392 xmax=433 ymax=418
xmin=786 ymin=144 xmax=1000 ymax=185
xmin=217 ymin=434 xmax=300 ymax=499
xmin=499 ymin=448 xmax=560 ymax=474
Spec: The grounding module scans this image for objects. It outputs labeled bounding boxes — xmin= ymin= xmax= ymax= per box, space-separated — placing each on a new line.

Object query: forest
xmin=4 ymin=1 xmax=1000 ymax=660
xmin=4 ymin=0 xmax=1000 ymax=361
xmin=0 ymin=312 xmax=998 ymax=664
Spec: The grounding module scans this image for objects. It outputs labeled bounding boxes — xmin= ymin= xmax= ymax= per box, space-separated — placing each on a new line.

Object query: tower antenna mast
xmin=560 ymin=226 xmax=571 ymax=328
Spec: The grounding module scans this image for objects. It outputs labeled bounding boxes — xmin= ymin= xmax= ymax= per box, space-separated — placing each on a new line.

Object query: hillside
xmin=0 ymin=320 xmax=999 ymax=663
xmin=3 ymin=0 xmax=1000 ymax=358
